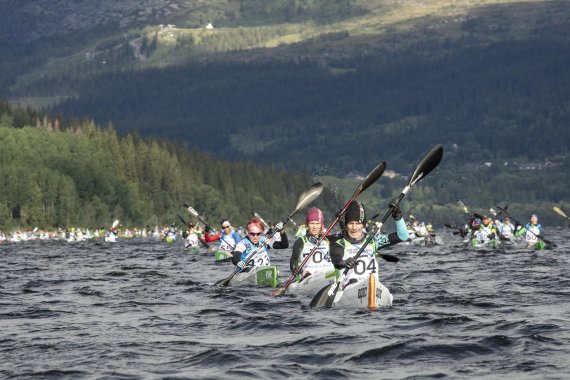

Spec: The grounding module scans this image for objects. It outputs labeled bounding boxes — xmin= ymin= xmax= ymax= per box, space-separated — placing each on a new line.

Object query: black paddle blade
xmin=215 ymin=276 xmax=232 ymax=287
xmin=378 ymin=253 xmax=399 ymax=263
xmin=408 ymin=144 xmax=443 ymax=187
xmin=308 ymin=283 xmax=335 ymax=308
xmin=357 ymin=161 xmax=386 ymax=196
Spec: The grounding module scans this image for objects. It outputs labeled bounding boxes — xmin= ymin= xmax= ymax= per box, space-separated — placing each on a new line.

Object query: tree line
xmin=0 ymin=102 xmax=344 ymax=230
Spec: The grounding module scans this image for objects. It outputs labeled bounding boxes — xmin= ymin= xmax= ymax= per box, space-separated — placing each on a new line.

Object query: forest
xmin=0 ymin=100 xmax=347 ymax=230
xmin=1 ymin=99 xmax=569 ymax=230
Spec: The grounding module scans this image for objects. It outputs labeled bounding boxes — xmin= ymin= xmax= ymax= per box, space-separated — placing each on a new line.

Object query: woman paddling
xmin=289 ymin=207 xmax=336 ymax=280
xmin=330 ymin=199 xmax=407 ymax=294
xmin=514 ymin=213 xmax=546 ymax=249
xmin=232 ymin=217 xmax=289 ymax=271
xmin=183 ymin=223 xmax=201 ymax=252
xmin=204 ymin=219 xmax=241 ymax=253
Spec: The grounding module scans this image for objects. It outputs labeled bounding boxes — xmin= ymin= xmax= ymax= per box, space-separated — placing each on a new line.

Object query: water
xmin=2 ymin=230 xmax=570 ymax=379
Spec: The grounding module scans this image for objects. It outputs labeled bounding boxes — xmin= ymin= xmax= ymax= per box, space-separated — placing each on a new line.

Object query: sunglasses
xmin=222 ymin=225 xmax=230 ymax=228
xmin=248 ymin=232 xmax=262 ymax=236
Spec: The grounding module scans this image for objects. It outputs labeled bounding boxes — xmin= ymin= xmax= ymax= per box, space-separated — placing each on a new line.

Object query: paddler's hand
xmin=291 ymin=265 xmax=301 ymax=276
xmin=237 ymin=261 xmax=246 ymax=269
xmin=389 ymin=198 xmax=402 ymax=220
xmin=275 ymin=222 xmax=284 ymax=232
xmin=339 ymin=257 xmax=356 ymax=269
xmin=488 ymin=233 xmax=496 ymax=240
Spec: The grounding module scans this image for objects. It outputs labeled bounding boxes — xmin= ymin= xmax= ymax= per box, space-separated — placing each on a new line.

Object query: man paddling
xmin=330 ymin=199 xmax=407 ymax=295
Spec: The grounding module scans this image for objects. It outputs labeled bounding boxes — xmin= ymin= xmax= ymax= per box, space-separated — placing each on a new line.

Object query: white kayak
xmin=228 ymin=265 xmax=279 ymax=288
xmin=287 ymin=270 xmax=337 ymax=298
xmin=331 ymin=274 xmax=393 ymax=310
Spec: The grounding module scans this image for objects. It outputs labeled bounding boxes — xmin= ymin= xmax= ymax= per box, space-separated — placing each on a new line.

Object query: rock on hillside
xmin=0 ymin=0 xmax=202 ymax=42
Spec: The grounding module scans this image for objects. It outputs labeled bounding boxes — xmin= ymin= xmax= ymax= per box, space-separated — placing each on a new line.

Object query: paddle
xmin=553 ymin=206 xmax=570 ymax=228
xmin=253 ymin=212 xmax=270 ymax=230
xmin=444 ymin=223 xmax=470 ymax=238
xmin=458 ymin=200 xmax=470 ymax=215
xmin=496 ymin=206 xmax=554 ymax=246
xmin=215 ymin=182 xmax=324 ymax=288
xmin=183 ymin=203 xmax=220 ymax=249
xmin=177 ymin=213 xmax=209 ymax=249
xmin=310 ymin=144 xmax=444 ymax=308
xmin=377 ymin=253 xmax=399 ymax=262
xmin=271 ymin=161 xmax=387 ymax=297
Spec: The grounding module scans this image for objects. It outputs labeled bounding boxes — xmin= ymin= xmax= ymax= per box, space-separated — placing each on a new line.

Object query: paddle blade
xmin=554 ymin=206 xmax=569 ymax=219
xmin=271 ymin=287 xmax=286 ymax=297
xmin=112 ymin=219 xmax=119 ymax=229
xmin=407 ymin=144 xmax=443 ymax=187
xmin=308 ymin=283 xmax=335 ymax=308
xmin=253 ymin=212 xmax=269 ymax=227
xmin=185 ymin=204 xmax=200 ymax=217
xmin=293 ymin=182 xmax=324 ymax=212
xmin=378 ymin=253 xmax=400 ymax=263
xmin=215 ymin=276 xmax=232 ymax=287
xmin=357 ymin=161 xmax=386 ymax=196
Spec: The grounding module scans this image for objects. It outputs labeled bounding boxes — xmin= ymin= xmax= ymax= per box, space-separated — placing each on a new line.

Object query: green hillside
xmin=1 ymin=0 xmax=570 ymax=226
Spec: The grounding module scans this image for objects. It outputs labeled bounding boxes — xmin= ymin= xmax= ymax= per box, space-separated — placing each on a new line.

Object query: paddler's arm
xmin=330 ymin=242 xmax=346 ymax=270
xmin=289 ymin=238 xmax=304 ymax=272
xmin=272 ymin=231 xmax=289 ymax=249
xmin=231 ymin=241 xmax=247 ymax=266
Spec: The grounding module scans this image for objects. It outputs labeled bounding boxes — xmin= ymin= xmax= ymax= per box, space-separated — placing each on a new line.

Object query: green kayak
xmin=229 ymin=265 xmax=279 ymax=288
xmin=215 ymin=250 xmax=233 ymax=261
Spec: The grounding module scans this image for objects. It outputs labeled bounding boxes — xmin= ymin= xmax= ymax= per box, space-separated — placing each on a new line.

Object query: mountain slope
xmin=2 ymin=0 xmax=570 ymax=175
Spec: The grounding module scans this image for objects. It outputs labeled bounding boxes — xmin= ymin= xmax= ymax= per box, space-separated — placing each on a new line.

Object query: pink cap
xmin=306 ymin=207 xmax=324 ymax=227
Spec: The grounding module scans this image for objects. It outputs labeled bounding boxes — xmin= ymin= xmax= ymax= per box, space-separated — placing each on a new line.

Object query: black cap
xmin=345 ymin=200 xmax=366 ymax=224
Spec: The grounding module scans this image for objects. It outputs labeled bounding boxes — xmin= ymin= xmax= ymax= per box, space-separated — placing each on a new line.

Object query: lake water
xmin=2 ymin=229 xmax=570 ymax=379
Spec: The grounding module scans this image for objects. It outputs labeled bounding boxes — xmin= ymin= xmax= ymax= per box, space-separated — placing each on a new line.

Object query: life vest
xmin=524 ymin=223 xmax=542 ymax=242
xmin=336 ymin=237 xmax=379 ymax=289
xmin=297 ymin=235 xmax=334 ymax=275
xmin=236 ymin=236 xmax=270 ymax=268
xmin=219 ymin=230 xmax=239 ymax=251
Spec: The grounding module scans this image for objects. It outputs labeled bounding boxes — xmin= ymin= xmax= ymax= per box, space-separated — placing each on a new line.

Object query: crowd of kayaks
xmin=1 ymin=212 xmax=561 ymax=311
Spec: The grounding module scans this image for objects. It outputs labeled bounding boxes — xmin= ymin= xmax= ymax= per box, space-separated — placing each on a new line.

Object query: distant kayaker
xmin=232 ymin=217 xmax=288 ymax=271
xmin=469 ymin=215 xmax=498 ymax=247
xmin=514 ymin=214 xmax=545 ymax=248
xmin=289 ymin=207 xmax=335 ymax=280
xmin=330 ymin=199 xmax=407 ymax=290
xmin=183 ymin=223 xmax=200 ymax=250
xmin=204 ymin=219 xmax=241 ymax=253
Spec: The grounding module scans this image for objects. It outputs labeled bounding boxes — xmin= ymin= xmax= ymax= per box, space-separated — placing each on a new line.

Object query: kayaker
xmin=330 ymin=199 xmax=407 ymax=290
xmin=183 ymin=223 xmax=200 ymax=250
xmin=469 ymin=215 xmax=498 ymax=246
xmin=289 ymin=207 xmax=335 ymax=280
xmin=499 ymin=217 xmax=515 ymax=238
xmin=232 ymin=217 xmax=288 ymax=271
xmin=514 ymin=214 xmax=545 ymax=248
xmin=204 ymin=219 xmax=241 ymax=253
